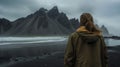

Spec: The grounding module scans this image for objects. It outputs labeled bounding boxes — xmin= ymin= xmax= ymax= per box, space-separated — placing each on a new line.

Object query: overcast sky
xmin=0 ymin=0 xmax=120 ymax=35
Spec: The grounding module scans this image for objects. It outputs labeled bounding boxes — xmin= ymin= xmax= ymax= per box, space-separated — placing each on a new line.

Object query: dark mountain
xmin=57 ymin=12 xmax=75 ymax=30
xmin=70 ymin=18 xmax=79 ymax=29
xmin=0 ymin=18 xmax=12 ymax=34
xmin=0 ymin=6 xmax=109 ymax=36
xmin=95 ymin=24 xmax=99 ymax=29
xmin=4 ymin=6 xmax=75 ymax=36
xmin=101 ymin=25 xmax=109 ymax=36
xmin=47 ymin=6 xmax=59 ymax=19
xmin=94 ymin=24 xmax=109 ymax=36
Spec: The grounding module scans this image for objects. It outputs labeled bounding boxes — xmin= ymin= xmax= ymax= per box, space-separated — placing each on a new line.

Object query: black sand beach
xmin=0 ymin=41 xmax=120 ymax=67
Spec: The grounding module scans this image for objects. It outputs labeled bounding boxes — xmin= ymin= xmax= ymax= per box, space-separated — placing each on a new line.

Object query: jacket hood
xmin=82 ymin=35 xmax=99 ymax=44
xmin=76 ymin=26 xmax=101 ymax=44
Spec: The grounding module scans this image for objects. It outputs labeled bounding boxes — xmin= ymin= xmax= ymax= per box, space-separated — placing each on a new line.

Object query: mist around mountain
xmin=0 ymin=6 xmax=109 ymax=36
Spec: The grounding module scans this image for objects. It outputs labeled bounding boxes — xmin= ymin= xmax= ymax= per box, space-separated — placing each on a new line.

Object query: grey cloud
xmin=94 ymin=1 xmax=120 ymax=17
xmin=0 ymin=5 xmax=31 ymax=21
xmin=0 ymin=0 xmax=29 ymax=6
xmin=0 ymin=0 xmax=120 ymax=19
xmin=105 ymin=3 xmax=120 ymax=17
xmin=0 ymin=1 xmax=46 ymax=20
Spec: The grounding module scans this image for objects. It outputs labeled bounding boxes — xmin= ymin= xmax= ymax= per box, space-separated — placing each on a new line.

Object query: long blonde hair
xmin=80 ymin=13 xmax=100 ymax=32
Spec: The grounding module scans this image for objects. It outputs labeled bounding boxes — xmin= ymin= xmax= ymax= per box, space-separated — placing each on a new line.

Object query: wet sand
xmin=0 ymin=41 xmax=120 ymax=67
xmin=0 ymin=41 xmax=66 ymax=67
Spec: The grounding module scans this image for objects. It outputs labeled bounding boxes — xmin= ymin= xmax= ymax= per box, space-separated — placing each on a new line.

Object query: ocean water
xmin=108 ymin=39 xmax=120 ymax=46
xmin=0 ymin=37 xmax=120 ymax=46
xmin=0 ymin=36 xmax=67 ymax=45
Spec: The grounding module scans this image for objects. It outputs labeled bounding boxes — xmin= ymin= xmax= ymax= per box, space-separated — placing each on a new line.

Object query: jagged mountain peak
xmin=69 ymin=18 xmax=79 ymax=22
xmin=0 ymin=18 xmax=10 ymax=22
xmin=101 ymin=25 xmax=105 ymax=28
xmin=34 ymin=8 xmax=47 ymax=16
xmin=95 ymin=24 xmax=99 ymax=29
xmin=101 ymin=25 xmax=108 ymax=31
xmin=70 ymin=18 xmax=80 ymax=29
xmin=47 ymin=6 xmax=59 ymax=19
xmin=101 ymin=25 xmax=109 ymax=35
xmin=38 ymin=8 xmax=48 ymax=12
xmin=50 ymin=6 xmax=59 ymax=12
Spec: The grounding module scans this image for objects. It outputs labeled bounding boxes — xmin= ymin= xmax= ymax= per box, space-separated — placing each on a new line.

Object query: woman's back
xmin=64 ymin=13 xmax=108 ymax=67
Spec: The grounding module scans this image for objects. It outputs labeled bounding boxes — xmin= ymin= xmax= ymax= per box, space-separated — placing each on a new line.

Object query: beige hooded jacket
xmin=64 ymin=26 xmax=108 ymax=67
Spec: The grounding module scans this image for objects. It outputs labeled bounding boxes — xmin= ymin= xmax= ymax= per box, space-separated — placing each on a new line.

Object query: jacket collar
xmin=76 ymin=26 xmax=89 ymax=33
xmin=76 ymin=26 xmax=101 ymax=35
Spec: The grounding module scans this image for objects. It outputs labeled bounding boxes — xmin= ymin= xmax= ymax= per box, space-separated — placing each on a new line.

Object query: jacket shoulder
xmin=70 ymin=32 xmax=104 ymax=39
xmin=70 ymin=32 xmax=79 ymax=38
